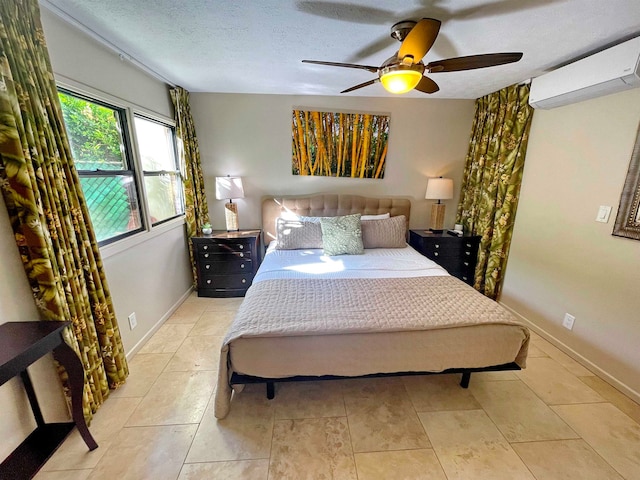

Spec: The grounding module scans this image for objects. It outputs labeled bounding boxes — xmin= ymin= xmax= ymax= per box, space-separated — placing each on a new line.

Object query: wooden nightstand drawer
xmin=192 ymin=230 xmax=261 ymax=297
xmin=200 ymin=273 xmax=254 ymax=289
xmin=409 ymin=230 xmax=480 ymax=287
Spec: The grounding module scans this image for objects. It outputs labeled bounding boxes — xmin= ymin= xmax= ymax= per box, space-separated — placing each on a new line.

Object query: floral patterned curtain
xmin=0 ymin=0 xmax=128 ymax=421
xmin=170 ymin=87 xmax=209 ymax=286
xmin=456 ymin=83 xmax=534 ymax=300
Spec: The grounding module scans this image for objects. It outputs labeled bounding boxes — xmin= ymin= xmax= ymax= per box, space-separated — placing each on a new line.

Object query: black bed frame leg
xmin=460 ymin=372 xmax=471 ymax=388
xmin=266 ymin=381 xmax=275 ymax=399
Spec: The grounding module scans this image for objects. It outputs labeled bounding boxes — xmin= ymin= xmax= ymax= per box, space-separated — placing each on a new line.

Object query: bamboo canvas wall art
xmin=292 ymin=109 xmax=390 ymax=178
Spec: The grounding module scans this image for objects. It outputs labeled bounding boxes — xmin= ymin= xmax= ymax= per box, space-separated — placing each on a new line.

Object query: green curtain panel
xmin=170 ymin=86 xmax=209 ymax=286
xmin=456 ymin=84 xmax=534 ymax=300
xmin=0 ymin=0 xmax=128 ymax=421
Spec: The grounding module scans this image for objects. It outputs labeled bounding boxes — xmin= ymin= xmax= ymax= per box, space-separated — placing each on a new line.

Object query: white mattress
xmin=255 ymin=242 xmax=449 ymax=281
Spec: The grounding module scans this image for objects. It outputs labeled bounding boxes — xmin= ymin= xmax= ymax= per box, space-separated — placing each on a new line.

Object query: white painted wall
xmin=501 ymin=87 xmax=640 ymax=400
xmin=190 ymin=93 xmax=475 ymax=233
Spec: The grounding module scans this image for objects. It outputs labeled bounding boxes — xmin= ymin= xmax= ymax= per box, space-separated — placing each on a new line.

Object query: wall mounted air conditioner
xmin=529 ymin=36 xmax=640 ymax=109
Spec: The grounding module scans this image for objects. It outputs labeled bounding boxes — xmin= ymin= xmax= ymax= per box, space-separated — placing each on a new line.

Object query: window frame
xmin=56 ymin=80 xmax=185 ymax=252
xmin=132 ymin=113 xmax=185 ymax=227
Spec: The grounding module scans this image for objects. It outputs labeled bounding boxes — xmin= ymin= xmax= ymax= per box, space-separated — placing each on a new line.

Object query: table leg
xmin=53 ymin=341 xmax=98 ymax=451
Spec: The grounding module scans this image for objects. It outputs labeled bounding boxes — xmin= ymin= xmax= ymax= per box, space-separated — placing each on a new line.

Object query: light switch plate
xmin=596 ymin=205 xmax=612 ymax=223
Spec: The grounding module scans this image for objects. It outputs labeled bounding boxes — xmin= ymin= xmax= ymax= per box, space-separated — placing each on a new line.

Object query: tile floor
xmin=36 ymin=293 xmax=640 ymax=479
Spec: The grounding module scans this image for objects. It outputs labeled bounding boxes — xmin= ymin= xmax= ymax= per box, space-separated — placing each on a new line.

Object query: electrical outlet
xmin=562 ymin=313 xmax=575 ymax=330
xmin=128 ymin=312 xmax=137 ymax=330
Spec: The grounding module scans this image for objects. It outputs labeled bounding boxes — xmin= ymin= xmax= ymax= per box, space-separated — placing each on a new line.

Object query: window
xmin=134 ymin=116 xmax=184 ymax=225
xmin=58 ymin=88 xmax=184 ymax=246
xmin=58 ymin=89 xmax=143 ymax=244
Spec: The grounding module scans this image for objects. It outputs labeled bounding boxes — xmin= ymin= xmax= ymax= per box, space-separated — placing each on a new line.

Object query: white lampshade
xmin=425 ymin=177 xmax=453 ymax=200
xmin=215 ymin=176 xmax=244 ymax=200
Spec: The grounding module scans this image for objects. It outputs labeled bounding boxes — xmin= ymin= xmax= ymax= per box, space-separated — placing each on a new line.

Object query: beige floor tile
xmin=203 ymin=297 xmax=244 ymax=311
xmin=189 ymin=310 xmax=236 ymax=336
xmin=90 ymin=424 xmax=196 ymax=480
xmin=165 ymin=301 xmax=208 ymax=324
xmin=269 ymin=417 xmax=357 ymax=480
xmin=354 ymin=449 xmax=447 ymax=480
xmin=553 ymin=403 xmax=640 ymax=479
xmin=517 ymin=357 xmax=604 ymax=404
xmin=42 ymin=396 xmax=141 ymax=471
xmin=419 ymin=410 xmax=535 ymax=480
xmin=402 ymin=374 xmax=481 ymax=412
xmin=34 ymin=469 xmax=93 ymax=480
xmin=126 ymin=371 xmax=215 ymax=426
xmin=137 ymin=323 xmax=194 ymax=354
xmin=274 ymin=380 xmax=346 ymax=419
xmin=513 ymin=439 xmax=623 ymax=480
xmin=343 ymin=378 xmax=430 ymax=452
xmin=178 ymin=460 xmax=269 ymax=479
xmin=186 ymin=384 xmax=274 ymax=462
xmin=526 ymin=342 xmax=548 ymax=358
xmin=579 ymin=375 xmax=640 ymax=424
xmin=164 ymin=335 xmax=222 ymax=371
xmin=109 ymin=353 xmax=173 ymax=398
xmin=470 ymin=380 xmax=578 ymax=442
xmin=471 ymin=370 xmax=519 ymax=382
xmin=532 ymin=339 xmax=594 ymax=376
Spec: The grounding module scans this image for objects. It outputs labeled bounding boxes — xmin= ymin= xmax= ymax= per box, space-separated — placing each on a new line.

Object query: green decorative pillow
xmin=320 ymin=214 xmax=364 ymax=256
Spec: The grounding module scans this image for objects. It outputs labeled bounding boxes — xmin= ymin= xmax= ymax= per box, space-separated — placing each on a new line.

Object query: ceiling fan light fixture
xmin=380 ymin=67 xmax=422 ymax=94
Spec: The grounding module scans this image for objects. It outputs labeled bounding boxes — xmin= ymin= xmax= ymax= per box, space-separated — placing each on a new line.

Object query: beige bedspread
xmin=214 ymin=276 xmax=529 ymax=418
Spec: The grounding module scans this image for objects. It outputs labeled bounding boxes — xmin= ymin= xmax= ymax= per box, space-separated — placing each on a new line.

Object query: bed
xmin=214 ymin=194 xmax=529 ymax=419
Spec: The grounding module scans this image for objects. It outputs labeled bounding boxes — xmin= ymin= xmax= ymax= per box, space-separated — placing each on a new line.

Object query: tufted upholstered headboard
xmin=261 ymin=194 xmax=411 ymax=244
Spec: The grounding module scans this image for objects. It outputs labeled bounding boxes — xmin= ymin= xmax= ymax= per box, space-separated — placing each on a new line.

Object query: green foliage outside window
xmin=58 ymin=90 xmax=142 ymax=243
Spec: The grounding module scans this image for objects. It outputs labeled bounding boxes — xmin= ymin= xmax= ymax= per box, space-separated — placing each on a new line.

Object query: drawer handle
xmin=239 ymin=252 xmax=244 ymax=257
xmin=434 ymin=252 xmax=439 ymax=256
xmin=203 ymin=245 xmax=208 ymax=250
xmin=435 ymin=244 xmax=440 ymax=248
xmin=466 ymin=243 xmax=472 ymax=248
xmin=206 ymin=279 xmax=211 ymax=284
xmin=464 ymin=262 xmax=469 ymax=266
xmin=462 ymin=276 xmax=468 ymax=281
xmin=241 ymin=279 xmax=246 ymax=284
xmin=238 ymin=244 xmax=244 ymax=250
xmin=465 ymin=252 xmax=471 ymax=255
xmin=205 ymin=265 xmax=210 ymax=269
xmin=240 ymin=264 xmax=245 ymax=269
xmin=204 ymin=253 xmax=209 ymax=258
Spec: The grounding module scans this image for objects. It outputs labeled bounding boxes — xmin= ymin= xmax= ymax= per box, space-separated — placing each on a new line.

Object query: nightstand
xmin=409 ymin=230 xmax=480 ymax=286
xmin=192 ymin=230 xmax=261 ymax=297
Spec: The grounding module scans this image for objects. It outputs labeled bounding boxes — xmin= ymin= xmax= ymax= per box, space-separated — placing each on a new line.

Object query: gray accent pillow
xmin=362 ymin=215 xmax=407 ymax=248
xmin=275 ymin=217 xmax=323 ymax=249
xmin=320 ymin=214 xmax=364 ymax=256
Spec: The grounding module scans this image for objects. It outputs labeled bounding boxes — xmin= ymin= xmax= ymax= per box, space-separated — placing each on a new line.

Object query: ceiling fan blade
xmin=427 ymin=52 xmax=523 ymax=72
xmin=414 ymin=76 xmax=440 ymax=94
xmin=398 ymin=18 xmax=441 ymax=63
xmin=302 ymin=60 xmax=379 ymax=73
xmin=341 ymin=78 xmax=378 ymax=93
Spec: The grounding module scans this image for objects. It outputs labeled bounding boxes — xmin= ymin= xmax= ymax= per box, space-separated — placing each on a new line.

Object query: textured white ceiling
xmin=42 ymin=0 xmax=640 ymax=99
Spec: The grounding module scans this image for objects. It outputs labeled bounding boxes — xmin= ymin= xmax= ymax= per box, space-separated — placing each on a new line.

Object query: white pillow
xmin=360 ymin=213 xmax=391 ymax=220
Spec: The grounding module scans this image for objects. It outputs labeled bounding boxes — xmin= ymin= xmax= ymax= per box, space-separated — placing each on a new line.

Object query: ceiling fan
xmin=302 ymin=18 xmax=523 ymax=94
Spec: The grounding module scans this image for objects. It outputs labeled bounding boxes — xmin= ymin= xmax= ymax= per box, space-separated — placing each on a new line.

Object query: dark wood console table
xmin=0 ymin=321 xmax=98 ymax=479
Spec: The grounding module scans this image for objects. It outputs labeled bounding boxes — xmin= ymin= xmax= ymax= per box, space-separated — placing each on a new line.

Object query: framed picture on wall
xmin=613 ymin=122 xmax=640 ymax=241
xmin=291 ymin=109 xmax=390 ymax=179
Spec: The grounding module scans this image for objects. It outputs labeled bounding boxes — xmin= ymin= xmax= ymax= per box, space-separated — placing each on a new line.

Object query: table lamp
xmin=215 ymin=176 xmax=244 ymax=231
xmin=425 ymin=177 xmax=453 ymax=233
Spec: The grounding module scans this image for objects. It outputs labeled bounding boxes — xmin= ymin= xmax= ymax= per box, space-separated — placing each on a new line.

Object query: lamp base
xmin=429 ymin=203 xmax=446 ymax=232
xmin=224 ymin=202 xmax=239 ymax=231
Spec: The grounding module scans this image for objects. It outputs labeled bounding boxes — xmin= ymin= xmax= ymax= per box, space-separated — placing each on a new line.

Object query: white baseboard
xmin=125 ymin=287 xmax=194 ymax=359
xmin=500 ymin=302 xmax=640 ymax=405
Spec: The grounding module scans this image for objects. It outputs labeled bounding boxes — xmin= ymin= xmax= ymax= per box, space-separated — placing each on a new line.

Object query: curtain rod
xmin=40 ymin=0 xmax=177 ymax=88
